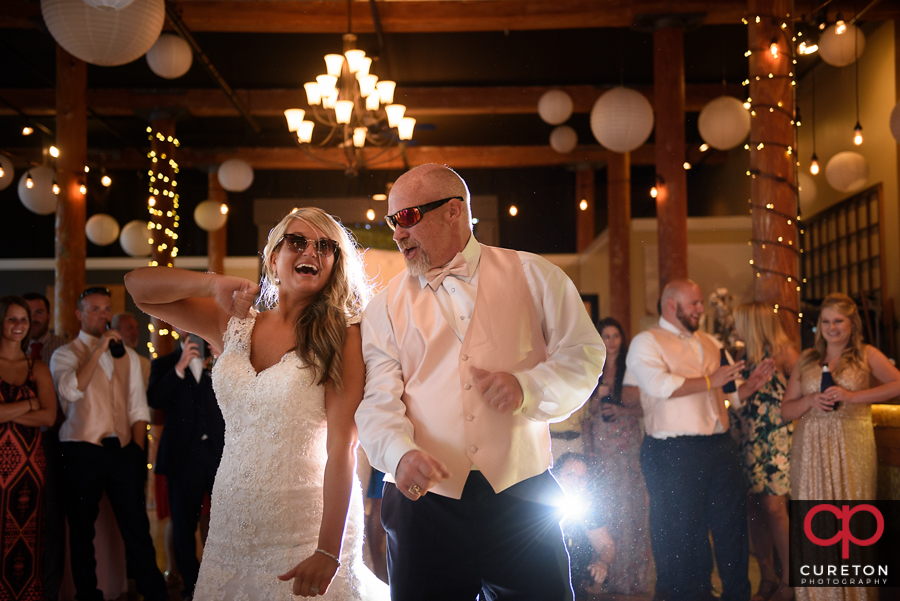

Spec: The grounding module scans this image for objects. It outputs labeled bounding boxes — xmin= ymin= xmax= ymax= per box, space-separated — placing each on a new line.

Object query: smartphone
xmin=187 ymin=333 xmax=207 ymax=361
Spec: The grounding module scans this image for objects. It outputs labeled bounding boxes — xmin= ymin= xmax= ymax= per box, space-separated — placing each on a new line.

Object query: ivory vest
xmin=385 ymin=244 xmax=549 ymax=498
xmin=58 ymin=338 xmax=133 ymax=446
xmin=642 ymin=326 xmax=729 ymax=436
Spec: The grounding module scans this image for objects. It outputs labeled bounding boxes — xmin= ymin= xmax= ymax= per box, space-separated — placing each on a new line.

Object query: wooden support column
xmin=576 ymin=168 xmax=595 ymax=253
xmin=607 ymin=152 xmax=632 ymax=338
xmin=54 ymin=46 xmax=87 ymax=341
xmin=748 ymin=0 xmax=799 ymax=339
xmin=208 ymin=170 xmax=227 ymax=274
xmin=149 ymin=117 xmax=177 ymax=357
xmin=654 ymin=26 xmax=689 ymax=291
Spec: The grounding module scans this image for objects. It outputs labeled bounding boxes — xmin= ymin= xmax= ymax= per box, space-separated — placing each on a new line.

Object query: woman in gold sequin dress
xmin=782 ymin=293 xmax=900 ymax=601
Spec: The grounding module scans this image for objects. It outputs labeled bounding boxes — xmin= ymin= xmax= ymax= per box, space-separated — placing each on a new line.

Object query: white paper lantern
xmin=890 ymin=102 xmax=900 ymax=143
xmin=217 ymin=159 xmax=254 ymax=193
xmin=42 ymin=0 xmax=164 ymax=67
xmin=590 ymin=87 xmax=654 ymax=153
xmin=818 ymin=23 xmax=865 ymax=67
xmin=0 ymin=155 xmax=13 ymax=191
xmin=825 ymin=151 xmax=868 ymax=193
xmin=698 ymin=96 xmax=751 ymax=150
xmin=549 ymin=126 xmax=578 ymax=154
xmin=145 ymin=34 xmax=192 ymax=79
xmin=18 ymin=166 xmax=57 ymax=215
xmin=86 ymin=213 xmax=120 ymax=246
xmin=194 ymin=200 xmax=228 ymax=232
xmin=537 ymin=90 xmax=574 ymax=125
xmin=119 ymin=219 xmax=152 ymax=256
xmin=82 ymin=0 xmax=135 ymax=10
xmin=797 ymin=173 xmax=817 ymax=207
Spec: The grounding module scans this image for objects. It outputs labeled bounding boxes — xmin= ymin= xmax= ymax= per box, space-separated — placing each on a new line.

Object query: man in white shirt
xmin=49 ymin=287 xmax=167 ymax=601
xmin=356 ymin=164 xmax=605 ymax=600
xmin=625 ymin=279 xmax=750 ymax=601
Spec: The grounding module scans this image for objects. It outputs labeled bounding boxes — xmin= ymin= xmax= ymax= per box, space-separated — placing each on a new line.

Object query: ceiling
xmin=1 ymin=0 xmax=896 ymax=257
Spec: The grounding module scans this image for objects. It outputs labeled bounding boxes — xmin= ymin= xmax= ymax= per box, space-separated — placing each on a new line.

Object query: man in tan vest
xmin=356 ymin=164 xmax=606 ymax=600
xmin=625 ymin=279 xmax=751 ymax=601
xmin=49 ymin=287 xmax=167 ymax=601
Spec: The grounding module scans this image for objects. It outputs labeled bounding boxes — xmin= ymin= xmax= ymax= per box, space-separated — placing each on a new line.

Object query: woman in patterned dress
xmin=584 ymin=317 xmax=653 ymax=596
xmin=0 ymin=296 xmax=58 ymax=600
xmin=782 ymin=293 xmax=900 ymax=601
xmin=732 ymin=303 xmax=798 ymax=601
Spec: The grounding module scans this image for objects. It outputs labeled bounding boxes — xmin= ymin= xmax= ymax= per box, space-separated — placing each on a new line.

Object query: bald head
xmin=661 ymin=279 xmax=704 ymax=333
xmin=390 ymin=164 xmax=471 ymax=225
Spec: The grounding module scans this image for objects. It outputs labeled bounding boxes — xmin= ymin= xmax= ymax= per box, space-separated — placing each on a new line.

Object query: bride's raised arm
xmin=124 ymin=267 xmax=259 ymax=354
xmin=278 ymin=324 xmax=365 ymax=597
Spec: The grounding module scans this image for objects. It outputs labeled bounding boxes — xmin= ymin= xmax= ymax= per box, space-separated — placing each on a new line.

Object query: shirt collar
xmin=417 ymin=233 xmax=481 ymax=289
xmin=659 ymin=316 xmax=695 ymax=339
xmin=77 ymin=329 xmax=99 ymax=347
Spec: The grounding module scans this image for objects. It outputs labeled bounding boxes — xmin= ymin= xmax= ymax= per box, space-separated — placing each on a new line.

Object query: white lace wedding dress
xmin=194 ymin=310 xmax=390 ymax=600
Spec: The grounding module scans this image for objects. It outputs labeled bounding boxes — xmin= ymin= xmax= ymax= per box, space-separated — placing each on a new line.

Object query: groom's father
xmin=356 ymin=164 xmax=605 ymax=601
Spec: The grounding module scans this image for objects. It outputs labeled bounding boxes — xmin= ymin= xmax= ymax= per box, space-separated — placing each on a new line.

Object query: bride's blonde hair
xmin=260 ymin=208 xmax=372 ymax=390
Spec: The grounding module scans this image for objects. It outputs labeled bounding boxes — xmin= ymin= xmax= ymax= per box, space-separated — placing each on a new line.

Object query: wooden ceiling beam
xmin=4 ymin=0 xmax=897 ymax=32
xmin=0 ymin=84 xmax=744 ymax=118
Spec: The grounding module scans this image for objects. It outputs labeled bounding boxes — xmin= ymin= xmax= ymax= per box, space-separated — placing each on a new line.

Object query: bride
xmin=125 ymin=208 xmax=388 ymax=599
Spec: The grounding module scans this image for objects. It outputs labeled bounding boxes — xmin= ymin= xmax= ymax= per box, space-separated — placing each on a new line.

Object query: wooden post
xmin=54 ymin=45 xmax=87 ymax=341
xmin=149 ymin=117 xmax=177 ymax=357
xmin=748 ymin=0 xmax=799 ymax=339
xmin=654 ymin=26 xmax=689 ymax=291
xmin=576 ymin=168 xmax=595 ymax=253
xmin=208 ymin=170 xmax=227 ymax=274
xmin=607 ymin=152 xmax=631 ymax=338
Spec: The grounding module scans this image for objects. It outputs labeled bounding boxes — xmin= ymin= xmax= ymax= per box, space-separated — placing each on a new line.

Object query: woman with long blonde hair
xmin=732 ymin=303 xmax=798 ymax=601
xmin=125 ymin=208 xmax=388 ymax=600
xmin=782 ymin=293 xmax=900 ymax=601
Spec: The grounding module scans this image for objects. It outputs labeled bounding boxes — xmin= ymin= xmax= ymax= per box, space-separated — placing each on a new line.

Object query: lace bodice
xmin=194 ymin=310 xmax=387 ymax=601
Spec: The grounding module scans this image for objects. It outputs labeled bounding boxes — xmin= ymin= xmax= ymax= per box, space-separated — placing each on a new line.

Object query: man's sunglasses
xmin=277 ymin=233 xmax=340 ymax=257
xmin=384 ymin=196 xmax=461 ymax=231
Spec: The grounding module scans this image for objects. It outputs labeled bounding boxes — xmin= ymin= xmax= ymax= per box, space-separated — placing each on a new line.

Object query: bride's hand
xmin=277 ymin=552 xmax=338 ymax=597
xmin=214 ymin=276 xmax=259 ymax=319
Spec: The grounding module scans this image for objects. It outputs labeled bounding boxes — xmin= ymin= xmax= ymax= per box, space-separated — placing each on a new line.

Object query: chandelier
xmin=285 ymin=32 xmax=415 ymax=175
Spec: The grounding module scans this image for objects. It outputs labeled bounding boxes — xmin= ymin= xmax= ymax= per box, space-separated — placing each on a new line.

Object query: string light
xmin=49 ymin=146 xmax=59 ymax=158
xmin=79 ymin=184 xmax=87 ymax=195
xmin=853 ymin=123 xmax=863 ymax=145
xmin=579 ymin=199 xmax=588 ymax=211
xmin=810 ymin=154 xmax=819 ymax=175
xmin=101 ymin=174 xmax=112 ymax=187
xmin=22 ymin=127 xmax=33 ymax=136
xmin=650 ymin=186 xmax=658 ymax=199
xmin=509 ymin=205 xmax=518 ymax=217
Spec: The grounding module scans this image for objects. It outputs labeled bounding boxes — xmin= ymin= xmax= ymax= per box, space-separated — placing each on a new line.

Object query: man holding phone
xmin=148 ymin=329 xmax=225 ymax=600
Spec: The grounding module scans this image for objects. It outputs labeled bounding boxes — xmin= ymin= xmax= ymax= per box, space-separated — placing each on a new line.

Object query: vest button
xmin=466 ymin=414 xmax=474 ymax=421
xmin=469 ymin=445 xmax=477 ymax=453
xmin=464 ymin=383 xmax=471 ymax=390
xmin=460 ymin=354 xmax=468 ymax=361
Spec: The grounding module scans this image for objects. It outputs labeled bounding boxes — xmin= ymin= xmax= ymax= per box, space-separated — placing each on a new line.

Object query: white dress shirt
xmin=50 ymin=330 xmax=151 ymax=442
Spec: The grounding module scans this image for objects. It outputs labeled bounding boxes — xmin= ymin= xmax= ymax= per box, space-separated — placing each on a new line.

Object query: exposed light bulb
xmin=683 ymin=162 xmax=692 ymax=170
xmin=101 ymin=175 xmax=112 ymax=187
xmin=25 ymin=175 xmax=34 ymax=189
xmin=79 ymin=184 xmax=87 ymax=195
xmin=220 ymin=204 xmax=229 ymax=215
xmin=699 ymin=143 xmax=709 ymax=152
xmin=769 ymin=38 xmax=779 ymax=58
xmin=650 ymin=186 xmax=658 ymax=199
xmin=853 ymin=122 xmax=863 ymax=146
xmin=743 ymin=99 xmax=752 ymax=110
xmin=835 ymin=16 xmax=846 ymax=35
xmin=84 ymin=165 xmax=90 ymax=173
xmin=49 ymin=145 xmax=59 ymax=158
xmin=22 ymin=126 xmax=33 ymax=136
xmin=52 ymin=183 xmax=59 ymax=195
xmin=810 ymin=154 xmax=819 ymax=175
xmin=509 ymin=205 xmax=518 ymax=217
xmin=579 ymin=199 xmax=588 ymax=211
xmin=366 ymin=208 xmax=376 ymax=221
xmin=372 ymin=194 xmax=387 ymax=201
xmin=148 ymin=196 xmax=156 ymax=206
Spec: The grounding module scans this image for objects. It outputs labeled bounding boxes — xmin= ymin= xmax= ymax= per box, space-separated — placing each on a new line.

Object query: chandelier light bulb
xmin=49 ymin=145 xmax=60 ymax=158
xmin=316 ymin=75 xmax=338 ymax=96
xmin=324 ymin=54 xmax=345 ymax=77
xmin=376 ymin=81 xmax=396 ymax=105
xmin=344 ymin=49 xmax=366 ymax=73
xmin=284 ymin=109 xmax=306 ymax=132
xmin=509 ymin=205 xmax=518 ymax=217
xmin=853 ymin=122 xmax=863 ymax=146
xmin=356 ymin=57 xmax=372 ymax=78
xmin=358 ymin=74 xmax=378 ymax=98
xmin=366 ymin=208 xmax=376 ymax=221
xmin=304 ymin=82 xmax=322 ymax=106
xmin=334 ymin=100 xmax=354 ymax=124
xmin=322 ymin=90 xmax=338 ymax=110
xmin=398 ymin=117 xmax=416 ymax=141
xmin=22 ymin=126 xmax=34 ymax=136
xmin=25 ymin=175 xmax=34 ymax=189
xmin=385 ymin=104 xmax=406 ymax=128
xmin=366 ymin=94 xmax=380 ymax=111
xmin=298 ymin=121 xmax=315 ymax=143
xmin=810 ymin=154 xmax=819 ymax=175
xmin=101 ymin=175 xmax=112 ymax=187
xmin=353 ymin=127 xmax=367 ymax=148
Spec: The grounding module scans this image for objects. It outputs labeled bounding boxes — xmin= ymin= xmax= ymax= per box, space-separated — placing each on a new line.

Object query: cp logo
xmin=803 ymin=504 xmax=884 ymax=559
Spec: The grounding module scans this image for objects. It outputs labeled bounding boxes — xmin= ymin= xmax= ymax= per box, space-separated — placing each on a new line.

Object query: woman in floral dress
xmin=733 ymin=303 xmax=798 ymax=601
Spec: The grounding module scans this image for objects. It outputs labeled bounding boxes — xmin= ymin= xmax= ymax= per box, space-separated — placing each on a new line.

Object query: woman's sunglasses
xmin=277 ymin=233 xmax=340 ymax=257
xmin=384 ymin=196 xmax=461 ymax=230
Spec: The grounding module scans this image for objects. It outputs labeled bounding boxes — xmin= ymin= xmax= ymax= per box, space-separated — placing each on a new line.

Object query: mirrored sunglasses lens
xmin=395 ymin=208 xmax=420 ymax=228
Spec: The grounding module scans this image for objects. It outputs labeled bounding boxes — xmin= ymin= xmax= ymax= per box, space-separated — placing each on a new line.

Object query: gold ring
xmin=408 ymin=484 xmax=422 ymax=496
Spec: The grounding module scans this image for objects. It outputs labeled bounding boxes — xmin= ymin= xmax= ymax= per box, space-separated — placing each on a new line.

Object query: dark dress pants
xmin=640 ymin=433 xmax=751 ymax=601
xmin=166 ymin=441 xmax=219 ymax=599
xmin=42 ymin=429 xmax=66 ymax=600
xmin=60 ymin=439 xmax=167 ymax=601
xmin=382 ymin=470 xmax=573 ymax=601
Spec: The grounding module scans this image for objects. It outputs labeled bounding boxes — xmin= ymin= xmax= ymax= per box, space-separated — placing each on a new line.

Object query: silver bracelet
xmin=315 ymin=548 xmax=341 ymax=566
